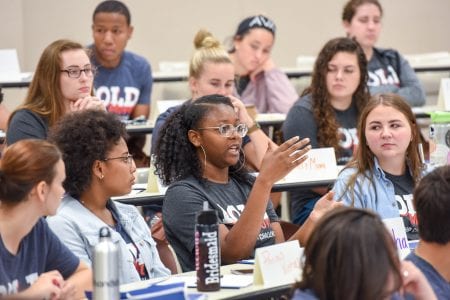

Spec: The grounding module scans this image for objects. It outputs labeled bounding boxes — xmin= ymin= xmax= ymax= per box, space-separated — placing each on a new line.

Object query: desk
xmin=256 ymin=113 xmax=286 ymax=127
xmin=114 ymin=171 xmax=337 ymax=206
xmin=2 ymin=65 xmax=449 ymax=88
xmin=123 ymin=113 xmax=284 ymax=136
xmin=120 ymin=263 xmax=292 ymax=300
xmin=125 ymin=122 xmax=154 ymax=134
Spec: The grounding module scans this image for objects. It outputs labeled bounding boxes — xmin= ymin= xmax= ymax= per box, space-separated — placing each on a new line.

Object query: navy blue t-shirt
xmin=0 ymin=218 xmax=79 ymax=295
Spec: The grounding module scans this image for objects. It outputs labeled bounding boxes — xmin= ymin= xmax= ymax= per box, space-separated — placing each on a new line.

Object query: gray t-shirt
xmin=406 ymin=252 xmax=450 ymax=299
xmin=162 ymin=176 xmax=278 ymax=272
xmin=368 ymin=47 xmax=426 ymax=107
xmin=6 ymin=109 xmax=48 ymax=145
xmin=282 ymin=94 xmax=359 ymax=222
xmin=384 ymin=171 xmax=418 ymax=240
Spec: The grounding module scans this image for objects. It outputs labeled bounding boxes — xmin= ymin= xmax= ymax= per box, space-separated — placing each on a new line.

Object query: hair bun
xmin=193 ymin=29 xmax=221 ymax=50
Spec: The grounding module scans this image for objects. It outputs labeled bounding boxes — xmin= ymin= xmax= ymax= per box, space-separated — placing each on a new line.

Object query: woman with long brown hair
xmin=6 ymin=39 xmax=104 ymax=145
xmin=333 ymin=93 xmax=423 ymax=240
xmin=283 ymin=37 xmax=370 ymax=225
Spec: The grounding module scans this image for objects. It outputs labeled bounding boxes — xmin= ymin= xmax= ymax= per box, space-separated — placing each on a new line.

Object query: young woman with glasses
xmin=6 ymin=39 xmax=105 ymax=145
xmin=154 ymin=94 xmax=340 ymax=272
xmin=47 ymin=109 xmax=170 ymax=283
xmin=152 ymin=29 xmax=271 ymax=171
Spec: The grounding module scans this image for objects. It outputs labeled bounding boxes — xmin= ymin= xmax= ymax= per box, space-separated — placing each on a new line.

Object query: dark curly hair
xmin=49 ymin=110 xmax=127 ymax=198
xmin=154 ymin=94 xmax=252 ymax=186
xmin=303 ymin=37 xmax=369 ymax=156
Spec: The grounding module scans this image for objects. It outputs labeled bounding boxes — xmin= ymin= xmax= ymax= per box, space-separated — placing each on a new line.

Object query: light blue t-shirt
xmin=92 ymin=50 xmax=152 ymax=121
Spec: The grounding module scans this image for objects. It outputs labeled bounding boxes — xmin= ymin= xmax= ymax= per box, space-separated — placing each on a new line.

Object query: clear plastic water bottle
xmin=429 ymin=123 xmax=450 ymax=167
xmin=195 ymin=201 xmax=220 ymax=291
xmin=93 ymin=227 xmax=120 ymax=300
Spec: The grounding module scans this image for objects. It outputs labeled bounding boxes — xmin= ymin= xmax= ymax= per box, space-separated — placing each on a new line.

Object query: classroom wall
xmin=1 ymin=0 xmax=450 ymax=111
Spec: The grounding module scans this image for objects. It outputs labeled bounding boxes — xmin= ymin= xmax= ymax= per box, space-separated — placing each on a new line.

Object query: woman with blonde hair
xmin=152 ymin=29 xmax=272 ymax=170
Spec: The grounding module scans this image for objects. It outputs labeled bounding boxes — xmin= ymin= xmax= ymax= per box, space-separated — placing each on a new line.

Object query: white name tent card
xmin=383 ymin=217 xmax=411 ymax=259
xmin=282 ymin=147 xmax=338 ymax=183
xmin=253 ymin=240 xmax=303 ymax=285
xmin=437 ymin=78 xmax=450 ymax=111
xmin=0 ymin=49 xmax=22 ymax=82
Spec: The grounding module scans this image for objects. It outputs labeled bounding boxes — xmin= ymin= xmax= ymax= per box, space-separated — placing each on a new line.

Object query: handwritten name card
xmin=282 ymin=147 xmax=338 ymax=183
xmin=253 ymin=240 xmax=303 ymax=285
xmin=383 ymin=217 xmax=411 ymax=259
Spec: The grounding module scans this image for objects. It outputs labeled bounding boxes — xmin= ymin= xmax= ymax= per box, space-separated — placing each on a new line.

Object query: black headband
xmin=235 ymin=15 xmax=276 ymax=37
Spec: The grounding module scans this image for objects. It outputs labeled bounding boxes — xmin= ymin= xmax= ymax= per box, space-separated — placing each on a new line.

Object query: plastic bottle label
xmin=195 ymin=224 xmax=220 ymax=291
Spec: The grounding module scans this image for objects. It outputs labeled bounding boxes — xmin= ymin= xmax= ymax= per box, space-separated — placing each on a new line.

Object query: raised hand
xmin=309 ymin=191 xmax=342 ymax=223
xmin=400 ymin=261 xmax=437 ymax=300
xmin=250 ymin=57 xmax=275 ymax=82
xmin=258 ymin=136 xmax=311 ymax=185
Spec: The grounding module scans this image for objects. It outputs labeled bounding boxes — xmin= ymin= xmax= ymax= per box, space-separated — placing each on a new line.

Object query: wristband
xmin=247 ymin=121 xmax=261 ymax=134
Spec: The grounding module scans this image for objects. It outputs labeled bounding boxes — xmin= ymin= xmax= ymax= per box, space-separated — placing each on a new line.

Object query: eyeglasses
xmin=60 ymin=66 xmax=97 ymax=78
xmin=197 ymin=123 xmax=248 ymax=138
xmin=102 ymin=154 xmax=134 ymax=165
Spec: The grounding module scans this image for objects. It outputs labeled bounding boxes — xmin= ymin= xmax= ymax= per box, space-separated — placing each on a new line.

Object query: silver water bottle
xmin=93 ymin=227 xmax=120 ymax=300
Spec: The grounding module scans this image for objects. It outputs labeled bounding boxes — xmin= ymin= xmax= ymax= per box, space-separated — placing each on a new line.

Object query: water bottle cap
xmin=99 ymin=226 xmax=111 ymax=238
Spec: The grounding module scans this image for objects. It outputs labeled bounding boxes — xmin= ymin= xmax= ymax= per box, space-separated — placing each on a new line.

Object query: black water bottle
xmin=93 ymin=227 xmax=120 ymax=300
xmin=195 ymin=201 xmax=220 ymax=291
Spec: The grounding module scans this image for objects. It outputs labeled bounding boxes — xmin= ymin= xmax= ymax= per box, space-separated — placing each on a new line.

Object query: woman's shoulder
xmin=287 ymin=94 xmax=313 ymax=116
xmin=166 ymin=176 xmax=201 ymax=193
xmin=10 ymin=108 xmax=45 ymax=122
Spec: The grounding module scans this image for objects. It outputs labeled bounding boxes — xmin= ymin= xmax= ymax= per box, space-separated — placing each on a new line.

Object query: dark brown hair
xmin=296 ymin=207 xmax=402 ymax=300
xmin=0 ymin=139 xmax=61 ymax=205
xmin=414 ymin=165 xmax=450 ymax=244
xmin=304 ymin=37 xmax=369 ymax=154
xmin=342 ymin=0 xmax=383 ymax=22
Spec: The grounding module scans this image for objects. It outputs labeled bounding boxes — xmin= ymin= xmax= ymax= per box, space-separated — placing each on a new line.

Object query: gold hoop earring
xmin=200 ymin=145 xmax=207 ymax=172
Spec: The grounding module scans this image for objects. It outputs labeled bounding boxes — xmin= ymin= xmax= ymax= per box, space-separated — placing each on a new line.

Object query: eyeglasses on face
xmin=60 ymin=66 xmax=97 ymax=78
xmin=197 ymin=123 xmax=248 ymax=138
xmin=102 ymin=154 xmax=134 ymax=165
